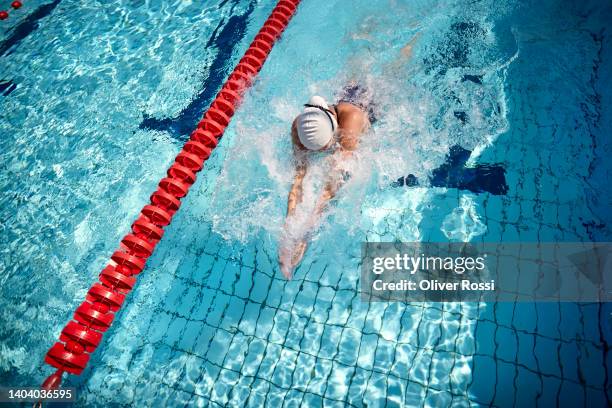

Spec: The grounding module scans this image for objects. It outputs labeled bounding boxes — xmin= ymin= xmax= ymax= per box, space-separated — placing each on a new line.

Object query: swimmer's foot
xmin=400 ymin=32 xmax=421 ymax=59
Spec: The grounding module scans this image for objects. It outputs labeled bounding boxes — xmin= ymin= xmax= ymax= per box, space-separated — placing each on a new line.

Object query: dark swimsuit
xmin=337 ymin=83 xmax=378 ymax=124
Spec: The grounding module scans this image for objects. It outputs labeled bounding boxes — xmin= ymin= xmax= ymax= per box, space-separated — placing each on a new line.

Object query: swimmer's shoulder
xmin=336 ymin=102 xmax=370 ymax=136
xmin=336 ymin=101 xmax=362 ymax=114
xmin=336 ymin=102 xmax=369 ymax=122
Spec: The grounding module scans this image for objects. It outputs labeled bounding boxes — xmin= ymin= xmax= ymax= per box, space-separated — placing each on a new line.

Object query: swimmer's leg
xmin=400 ymin=32 xmax=421 ymax=59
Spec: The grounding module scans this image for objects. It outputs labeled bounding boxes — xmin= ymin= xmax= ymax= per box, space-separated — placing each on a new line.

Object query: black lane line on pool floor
xmin=0 ymin=0 xmax=62 ymax=57
xmin=393 ymin=145 xmax=509 ymax=196
xmin=139 ymin=0 xmax=258 ymax=140
xmin=0 ymin=0 xmax=63 ymax=98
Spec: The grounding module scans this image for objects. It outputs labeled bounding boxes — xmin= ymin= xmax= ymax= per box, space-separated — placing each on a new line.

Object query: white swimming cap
xmin=296 ymin=95 xmax=337 ymax=151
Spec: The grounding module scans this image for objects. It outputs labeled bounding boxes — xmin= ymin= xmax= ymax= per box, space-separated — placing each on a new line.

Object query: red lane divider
xmin=0 ymin=1 xmax=23 ymax=20
xmin=41 ymin=0 xmax=301 ymax=389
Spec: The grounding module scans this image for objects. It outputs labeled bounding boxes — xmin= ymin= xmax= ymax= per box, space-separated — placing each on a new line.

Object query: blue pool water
xmin=1 ymin=0 xmax=611 ymax=406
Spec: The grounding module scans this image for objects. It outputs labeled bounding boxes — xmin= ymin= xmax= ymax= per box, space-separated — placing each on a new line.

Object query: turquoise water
xmin=0 ymin=0 xmax=611 ymax=406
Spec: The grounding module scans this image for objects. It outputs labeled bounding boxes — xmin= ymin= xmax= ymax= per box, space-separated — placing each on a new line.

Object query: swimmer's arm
xmin=314 ymin=178 xmax=339 ymax=216
xmin=287 ymin=122 xmax=307 ymax=216
xmin=311 ymin=108 xmax=365 ymax=215
xmin=287 ymin=162 xmax=306 ymax=216
xmin=314 ymin=148 xmax=354 ymax=215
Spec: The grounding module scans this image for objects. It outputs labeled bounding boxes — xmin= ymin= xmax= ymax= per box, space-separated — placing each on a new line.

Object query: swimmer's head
xmin=296 ymin=96 xmax=337 ymax=151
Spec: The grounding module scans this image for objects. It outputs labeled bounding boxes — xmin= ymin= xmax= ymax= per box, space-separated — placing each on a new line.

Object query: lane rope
xmin=40 ymin=0 xmax=302 ymax=390
xmin=0 ymin=1 xmax=23 ymax=20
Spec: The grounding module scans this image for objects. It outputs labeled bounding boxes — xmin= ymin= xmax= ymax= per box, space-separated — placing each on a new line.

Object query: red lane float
xmin=41 ymin=0 xmax=302 ymax=388
xmin=0 ymin=1 xmax=24 ymax=20
xmin=132 ymin=217 xmax=164 ymax=243
xmin=191 ymin=129 xmax=218 ymax=148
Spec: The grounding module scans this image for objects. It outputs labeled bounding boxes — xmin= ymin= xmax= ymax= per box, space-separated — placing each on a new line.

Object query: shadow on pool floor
xmin=139 ymin=0 xmax=256 ymax=138
xmin=393 ymin=145 xmax=508 ymax=195
xmin=0 ymin=0 xmax=62 ymax=57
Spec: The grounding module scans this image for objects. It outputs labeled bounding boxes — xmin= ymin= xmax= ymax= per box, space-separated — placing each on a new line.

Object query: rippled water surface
xmin=1 ymin=0 xmax=611 ymax=406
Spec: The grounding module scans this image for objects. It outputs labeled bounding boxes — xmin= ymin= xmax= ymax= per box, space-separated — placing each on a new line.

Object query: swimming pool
xmin=0 ymin=0 xmax=610 ymax=406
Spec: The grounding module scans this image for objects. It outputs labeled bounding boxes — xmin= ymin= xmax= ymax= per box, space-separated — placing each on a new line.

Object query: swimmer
xmin=278 ymin=91 xmax=371 ymax=279
xmin=278 ymin=34 xmax=420 ymax=279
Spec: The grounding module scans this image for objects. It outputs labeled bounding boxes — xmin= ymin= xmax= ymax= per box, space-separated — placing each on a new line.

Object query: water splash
xmin=208 ymin=0 xmax=516 ymax=246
